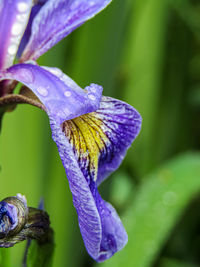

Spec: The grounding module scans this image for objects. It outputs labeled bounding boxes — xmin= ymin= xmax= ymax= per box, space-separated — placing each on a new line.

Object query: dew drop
xmin=88 ymin=94 xmax=96 ymax=101
xmin=17 ymin=2 xmax=29 ymax=13
xmin=16 ymin=13 xmax=27 ymax=22
xmin=8 ymin=44 xmax=18 ymax=55
xmin=48 ymin=68 xmax=62 ymax=77
xmin=64 ymin=91 xmax=71 ymax=97
xmin=11 ymin=23 xmax=23 ymax=35
xmin=37 ymin=86 xmax=48 ymax=97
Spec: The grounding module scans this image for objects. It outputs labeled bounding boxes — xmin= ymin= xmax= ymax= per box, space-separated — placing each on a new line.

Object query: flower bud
xmin=0 ymin=194 xmax=28 ymax=238
xmin=0 ymin=194 xmax=51 ymax=248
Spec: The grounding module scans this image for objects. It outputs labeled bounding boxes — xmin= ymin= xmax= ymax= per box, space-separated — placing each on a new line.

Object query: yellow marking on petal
xmin=86 ymin=114 xmax=110 ymax=146
xmin=62 ymin=112 xmax=109 ymax=181
xmin=73 ymin=117 xmax=100 ymax=181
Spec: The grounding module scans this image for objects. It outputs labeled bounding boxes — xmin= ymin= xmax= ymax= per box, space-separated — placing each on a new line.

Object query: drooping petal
xmin=0 ymin=61 xmax=141 ymax=260
xmin=50 ymin=116 xmax=128 ymax=261
xmin=62 ymin=96 xmax=142 ymax=186
xmin=0 ymin=0 xmax=33 ymax=69
xmin=21 ymin=0 xmax=112 ymax=61
xmin=0 ymin=63 xmax=102 ymax=124
xmin=51 ymin=97 xmax=141 ymax=261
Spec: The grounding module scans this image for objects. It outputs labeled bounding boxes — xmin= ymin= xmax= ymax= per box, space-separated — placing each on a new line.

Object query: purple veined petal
xmin=50 ymin=116 xmax=128 ymax=261
xmin=55 ymin=96 xmax=141 ymax=260
xmin=0 ymin=63 xmax=102 ymax=124
xmin=96 ymin=97 xmax=142 ymax=185
xmin=0 ymin=0 xmax=33 ymax=70
xmin=62 ymin=96 xmax=142 ymax=186
xmin=21 ymin=0 xmax=112 ymax=61
xmin=17 ymin=0 xmax=48 ymax=57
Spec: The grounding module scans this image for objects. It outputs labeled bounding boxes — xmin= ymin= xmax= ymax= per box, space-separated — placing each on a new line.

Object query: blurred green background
xmin=1 ymin=0 xmax=200 ymax=266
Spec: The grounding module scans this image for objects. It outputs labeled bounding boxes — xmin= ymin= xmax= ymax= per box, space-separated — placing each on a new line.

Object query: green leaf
xmin=99 ymin=153 xmax=200 ymax=267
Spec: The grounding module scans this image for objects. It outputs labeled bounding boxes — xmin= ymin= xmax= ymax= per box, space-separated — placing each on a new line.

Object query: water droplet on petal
xmin=17 ymin=2 xmax=29 ymax=13
xmin=88 ymin=94 xmax=96 ymax=101
xmin=11 ymin=23 xmax=23 ymax=36
xmin=37 ymin=86 xmax=48 ymax=97
xmin=16 ymin=13 xmax=27 ymax=22
xmin=64 ymin=91 xmax=71 ymax=97
xmin=48 ymin=68 xmax=62 ymax=77
xmin=8 ymin=44 xmax=18 ymax=55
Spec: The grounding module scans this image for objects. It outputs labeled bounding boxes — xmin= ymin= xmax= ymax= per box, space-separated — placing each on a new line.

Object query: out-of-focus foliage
xmin=100 ymin=153 xmax=200 ymax=267
xmin=1 ymin=0 xmax=200 ymax=266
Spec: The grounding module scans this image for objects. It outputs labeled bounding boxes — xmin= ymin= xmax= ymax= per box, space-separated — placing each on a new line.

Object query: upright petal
xmin=0 ymin=63 xmax=102 ymax=124
xmin=0 ymin=0 xmax=32 ymax=69
xmin=50 ymin=117 xmax=128 ymax=261
xmin=21 ymin=0 xmax=112 ymax=61
xmin=17 ymin=0 xmax=48 ymax=57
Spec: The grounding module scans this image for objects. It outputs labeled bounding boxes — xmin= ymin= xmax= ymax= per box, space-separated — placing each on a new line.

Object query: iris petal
xmin=0 ymin=63 xmax=102 ymax=124
xmin=21 ymin=0 xmax=112 ymax=61
xmin=50 ymin=116 xmax=129 ymax=261
xmin=62 ymin=96 xmax=142 ymax=186
xmin=0 ymin=0 xmax=32 ymax=70
xmin=55 ymin=96 xmax=141 ymax=261
xmin=17 ymin=0 xmax=48 ymax=57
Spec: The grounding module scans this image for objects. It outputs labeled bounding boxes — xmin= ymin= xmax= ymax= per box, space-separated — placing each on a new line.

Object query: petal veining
xmin=50 ymin=116 xmax=128 ymax=261
xmin=55 ymin=96 xmax=141 ymax=260
xmin=0 ymin=0 xmax=32 ymax=70
xmin=21 ymin=0 xmax=112 ymax=61
xmin=62 ymin=96 xmax=142 ymax=186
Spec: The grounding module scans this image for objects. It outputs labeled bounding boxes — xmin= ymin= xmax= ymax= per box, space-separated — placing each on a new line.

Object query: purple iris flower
xmin=0 ymin=0 xmax=142 ymax=262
